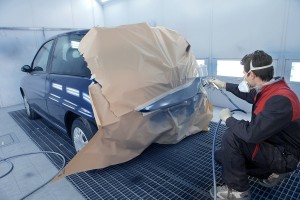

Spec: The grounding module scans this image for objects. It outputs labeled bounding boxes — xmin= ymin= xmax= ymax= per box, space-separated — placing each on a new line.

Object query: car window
xmin=32 ymin=40 xmax=54 ymax=72
xmin=50 ymin=34 xmax=91 ymax=77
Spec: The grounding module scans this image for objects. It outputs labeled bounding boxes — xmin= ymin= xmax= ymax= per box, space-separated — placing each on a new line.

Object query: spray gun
xmin=197 ymin=64 xmax=217 ymax=94
xmin=210 ymin=82 xmax=221 ymax=90
xmin=197 ymin=64 xmax=221 ymax=91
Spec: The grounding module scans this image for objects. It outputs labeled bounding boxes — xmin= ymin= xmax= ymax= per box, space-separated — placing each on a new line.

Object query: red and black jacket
xmin=225 ymin=77 xmax=300 ymax=158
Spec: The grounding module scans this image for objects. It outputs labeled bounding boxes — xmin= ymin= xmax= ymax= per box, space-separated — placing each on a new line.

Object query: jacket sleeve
xmin=225 ymin=95 xmax=293 ymax=143
xmin=226 ymin=83 xmax=256 ymax=104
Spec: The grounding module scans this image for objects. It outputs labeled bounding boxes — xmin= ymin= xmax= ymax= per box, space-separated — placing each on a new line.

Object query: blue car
xmin=20 ymin=30 xmax=97 ymax=152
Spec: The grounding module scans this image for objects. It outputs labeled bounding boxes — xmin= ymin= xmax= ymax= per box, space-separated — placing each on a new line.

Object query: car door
xmin=24 ymin=40 xmax=54 ymax=116
xmin=46 ymin=33 xmax=93 ymax=130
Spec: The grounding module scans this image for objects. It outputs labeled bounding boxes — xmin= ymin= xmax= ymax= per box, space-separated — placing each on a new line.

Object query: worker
xmin=209 ymin=50 xmax=300 ymax=200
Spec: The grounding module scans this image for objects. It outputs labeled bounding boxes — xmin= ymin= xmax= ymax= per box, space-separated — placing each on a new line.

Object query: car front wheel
xmin=71 ymin=117 xmax=97 ymax=152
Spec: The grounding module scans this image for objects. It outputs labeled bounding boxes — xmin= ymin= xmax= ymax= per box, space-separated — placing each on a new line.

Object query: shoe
xmin=258 ymin=173 xmax=289 ymax=188
xmin=210 ymin=185 xmax=250 ymax=200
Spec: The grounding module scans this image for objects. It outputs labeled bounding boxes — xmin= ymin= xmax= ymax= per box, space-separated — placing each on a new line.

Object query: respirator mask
xmin=238 ymin=60 xmax=273 ymax=93
xmin=238 ymin=75 xmax=251 ymax=93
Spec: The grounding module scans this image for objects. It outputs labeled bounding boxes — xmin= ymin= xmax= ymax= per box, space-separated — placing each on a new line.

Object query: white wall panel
xmin=70 ymin=0 xmax=97 ymax=28
xmin=30 ymin=0 xmax=74 ymax=28
xmin=103 ymin=0 xmax=129 ymax=26
xmin=212 ymin=0 xmax=285 ymax=58
xmin=103 ymin=0 xmax=300 ymax=58
xmin=182 ymin=0 xmax=212 ymax=59
xmin=93 ymin=0 xmax=105 ymax=26
xmin=0 ymin=30 xmax=43 ymax=107
xmin=127 ymin=0 xmax=161 ymax=26
xmin=0 ymin=0 xmax=103 ymax=29
xmin=0 ymin=0 xmax=104 ymax=108
xmin=102 ymin=0 xmax=300 ymax=111
xmin=0 ymin=0 xmax=33 ymax=27
xmin=284 ymin=0 xmax=300 ymax=58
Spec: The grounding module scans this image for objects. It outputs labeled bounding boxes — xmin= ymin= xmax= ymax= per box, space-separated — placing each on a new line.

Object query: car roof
xmin=48 ymin=29 xmax=90 ymax=41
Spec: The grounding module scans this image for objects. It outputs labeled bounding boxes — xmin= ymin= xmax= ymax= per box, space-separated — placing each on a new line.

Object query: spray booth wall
xmin=102 ymin=0 xmax=300 ymax=112
xmin=0 ymin=0 xmax=104 ymax=108
xmin=0 ymin=0 xmax=299 ymax=112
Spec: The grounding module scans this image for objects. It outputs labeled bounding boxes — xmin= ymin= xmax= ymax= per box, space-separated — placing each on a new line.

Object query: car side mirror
xmin=21 ymin=65 xmax=32 ymax=72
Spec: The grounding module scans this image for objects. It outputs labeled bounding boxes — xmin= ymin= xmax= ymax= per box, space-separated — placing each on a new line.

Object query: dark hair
xmin=240 ymin=50 xmax=274 ymax=81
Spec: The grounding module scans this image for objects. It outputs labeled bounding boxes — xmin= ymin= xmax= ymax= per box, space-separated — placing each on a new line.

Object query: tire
xmin=71 ymin=117 xmax=97 ymax=152
xmin=23 ymin=95 xmax=39 ymax=119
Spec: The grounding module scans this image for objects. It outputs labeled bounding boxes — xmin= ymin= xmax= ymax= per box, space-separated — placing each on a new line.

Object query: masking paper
xmin=55 ymin=23 xmax=213 ymax=180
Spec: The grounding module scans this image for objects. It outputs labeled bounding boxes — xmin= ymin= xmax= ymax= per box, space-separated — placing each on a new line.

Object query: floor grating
xmin=9 ymin=109 xmax=300 ymax=200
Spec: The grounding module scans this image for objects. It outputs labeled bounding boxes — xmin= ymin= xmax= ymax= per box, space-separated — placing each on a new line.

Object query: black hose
xmin=0 ymin=151 xmax=65 ymax=200
xmin=0 ymin=159 xmax=14 ymax=178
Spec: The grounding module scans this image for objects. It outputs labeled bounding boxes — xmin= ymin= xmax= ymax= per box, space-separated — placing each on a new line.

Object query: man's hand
xmin=219 ymin=108 xmax=233 ymax=122
xmin=208 ymin=79 xmax=226 ymax=90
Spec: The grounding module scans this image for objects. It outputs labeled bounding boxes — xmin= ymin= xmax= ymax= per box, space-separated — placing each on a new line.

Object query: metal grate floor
xmin=9 ymin=109 xmax=300 ymax=200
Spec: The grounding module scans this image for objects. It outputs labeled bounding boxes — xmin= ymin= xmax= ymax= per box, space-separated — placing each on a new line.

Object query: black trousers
xmin=215 ymin=129 xmax=299 ymax=192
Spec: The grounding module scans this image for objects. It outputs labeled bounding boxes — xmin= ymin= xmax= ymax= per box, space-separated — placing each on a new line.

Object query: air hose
xmin=0 ymin=151 xmax=65 ymax=200
xmin=210 ymin=84 xmax=246 ymax=200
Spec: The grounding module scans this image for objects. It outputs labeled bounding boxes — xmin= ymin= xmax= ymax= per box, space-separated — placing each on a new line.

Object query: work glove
xmin=208 ymin=79 xmax=226 ymax=90
xmin=218 ymin=108 xmax=233 ymax=122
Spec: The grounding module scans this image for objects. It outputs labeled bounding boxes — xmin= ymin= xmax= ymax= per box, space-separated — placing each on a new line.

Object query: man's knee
xmin=221 ymin=130 xmax=245 ymax=154
xmin=222 ymin=130 xmax=236 ymax=145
